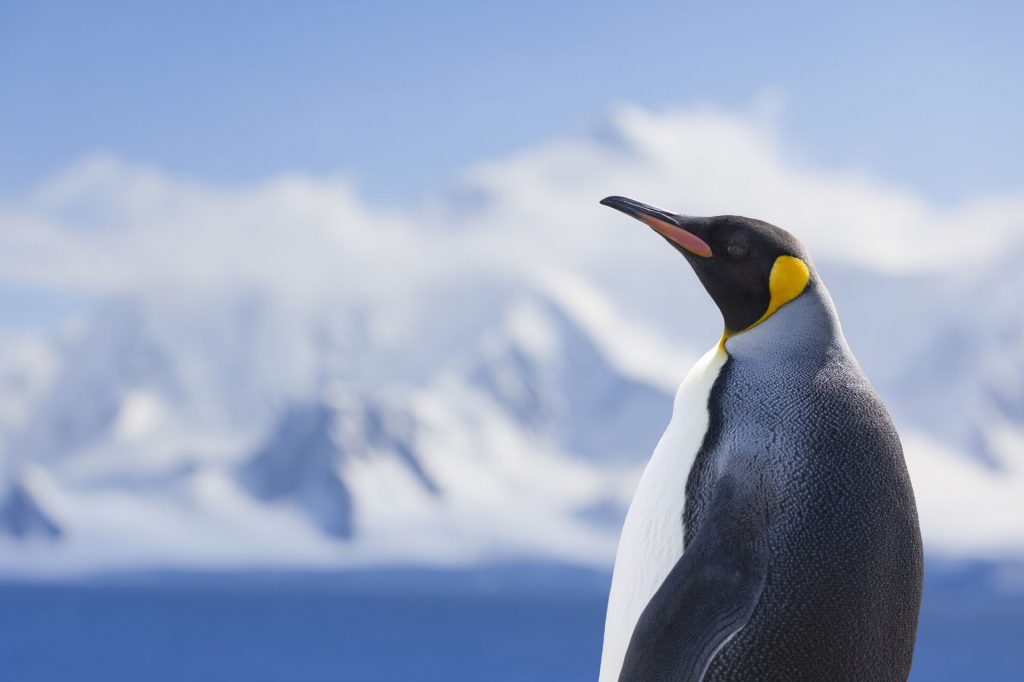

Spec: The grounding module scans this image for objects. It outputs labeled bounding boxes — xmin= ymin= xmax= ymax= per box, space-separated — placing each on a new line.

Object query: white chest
xmin=599 ymin=343 xmax=728 ymax=682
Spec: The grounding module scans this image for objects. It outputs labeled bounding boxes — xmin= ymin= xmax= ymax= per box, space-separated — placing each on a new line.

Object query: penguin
xmin=597 ymin=196 xmax=923 ymax=682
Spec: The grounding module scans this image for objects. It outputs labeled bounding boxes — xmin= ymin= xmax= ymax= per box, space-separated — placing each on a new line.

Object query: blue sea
xmin=1 ymin=563 xmax=1020 ymax=681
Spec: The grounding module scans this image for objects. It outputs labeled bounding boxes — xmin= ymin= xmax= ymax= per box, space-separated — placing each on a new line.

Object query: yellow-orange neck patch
xmin=725 ymin=255 xmax=810 ymax=340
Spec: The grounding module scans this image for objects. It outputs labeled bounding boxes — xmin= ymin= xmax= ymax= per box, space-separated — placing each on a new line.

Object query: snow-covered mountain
xmin=2 ymin=261 xmax=1023 ymax=576
xmin=0 ymin=279 xmax=681 ymax=574
xmin=2 ymin=106 xmax=1023 ymax=576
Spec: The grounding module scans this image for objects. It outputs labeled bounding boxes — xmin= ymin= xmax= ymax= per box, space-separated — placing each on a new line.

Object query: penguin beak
xmin=600 ymin=196 xmax=713 ymax=258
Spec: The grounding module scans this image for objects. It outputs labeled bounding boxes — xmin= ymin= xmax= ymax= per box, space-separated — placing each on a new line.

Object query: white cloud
xmin=3 ymin=104 xmax=1023 ymax=303
xmin=8 ymin=101 xmax=1022 ymax=391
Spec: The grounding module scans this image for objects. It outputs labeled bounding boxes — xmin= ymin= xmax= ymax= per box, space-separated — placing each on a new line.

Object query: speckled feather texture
xmin=619 ymin=276 xmax=923 ymax=682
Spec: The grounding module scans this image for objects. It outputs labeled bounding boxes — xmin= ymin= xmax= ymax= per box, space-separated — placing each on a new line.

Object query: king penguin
xmin=597 ymin=196 xmax=923 ymax=682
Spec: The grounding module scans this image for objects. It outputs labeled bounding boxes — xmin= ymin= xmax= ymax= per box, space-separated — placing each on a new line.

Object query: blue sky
xmin=2 ymin=0 xmax=1023 ymax=205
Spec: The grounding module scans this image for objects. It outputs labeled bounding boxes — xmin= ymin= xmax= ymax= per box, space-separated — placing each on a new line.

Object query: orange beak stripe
xmin=636 ymin=214 xmax=713 ymax=258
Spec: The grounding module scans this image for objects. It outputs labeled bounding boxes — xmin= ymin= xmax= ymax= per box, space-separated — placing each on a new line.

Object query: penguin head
xmin=600 ymin=196 xmax=813 ymax=336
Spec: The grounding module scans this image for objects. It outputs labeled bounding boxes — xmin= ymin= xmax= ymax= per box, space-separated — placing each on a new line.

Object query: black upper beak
xmin=600 ymin=196 xmax=713 ymax=258
xmin=600 ymin=196 xmax=681 ymax=225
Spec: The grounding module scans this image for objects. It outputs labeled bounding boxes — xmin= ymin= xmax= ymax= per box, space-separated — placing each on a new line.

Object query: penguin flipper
xmin=618 ymin=470 xmax=768 ymax=682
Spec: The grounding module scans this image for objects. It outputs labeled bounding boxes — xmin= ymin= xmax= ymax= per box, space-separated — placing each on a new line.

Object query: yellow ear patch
xmin=761 ymin=255 xmax=810 ymax=322
xmin=728 ymin=255 xmax=810 ymax=337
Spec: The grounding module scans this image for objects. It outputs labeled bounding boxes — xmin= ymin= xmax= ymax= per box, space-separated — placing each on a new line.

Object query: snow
xmin=903 ymin=430 xmax=1024 ymax=559
xmin=1 ymin=103 xmax=1023 ymax=574
xmin=112 ymin=390 xmax=164 ymax=441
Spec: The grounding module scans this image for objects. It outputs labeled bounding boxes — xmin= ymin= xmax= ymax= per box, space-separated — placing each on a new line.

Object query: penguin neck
xmin=721 ymin=279 xmax=847 ymax=363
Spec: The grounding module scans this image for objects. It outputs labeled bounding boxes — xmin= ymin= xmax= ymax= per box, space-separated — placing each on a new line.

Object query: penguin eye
xmin=724 ymin=243 xmax=748 ymax=259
